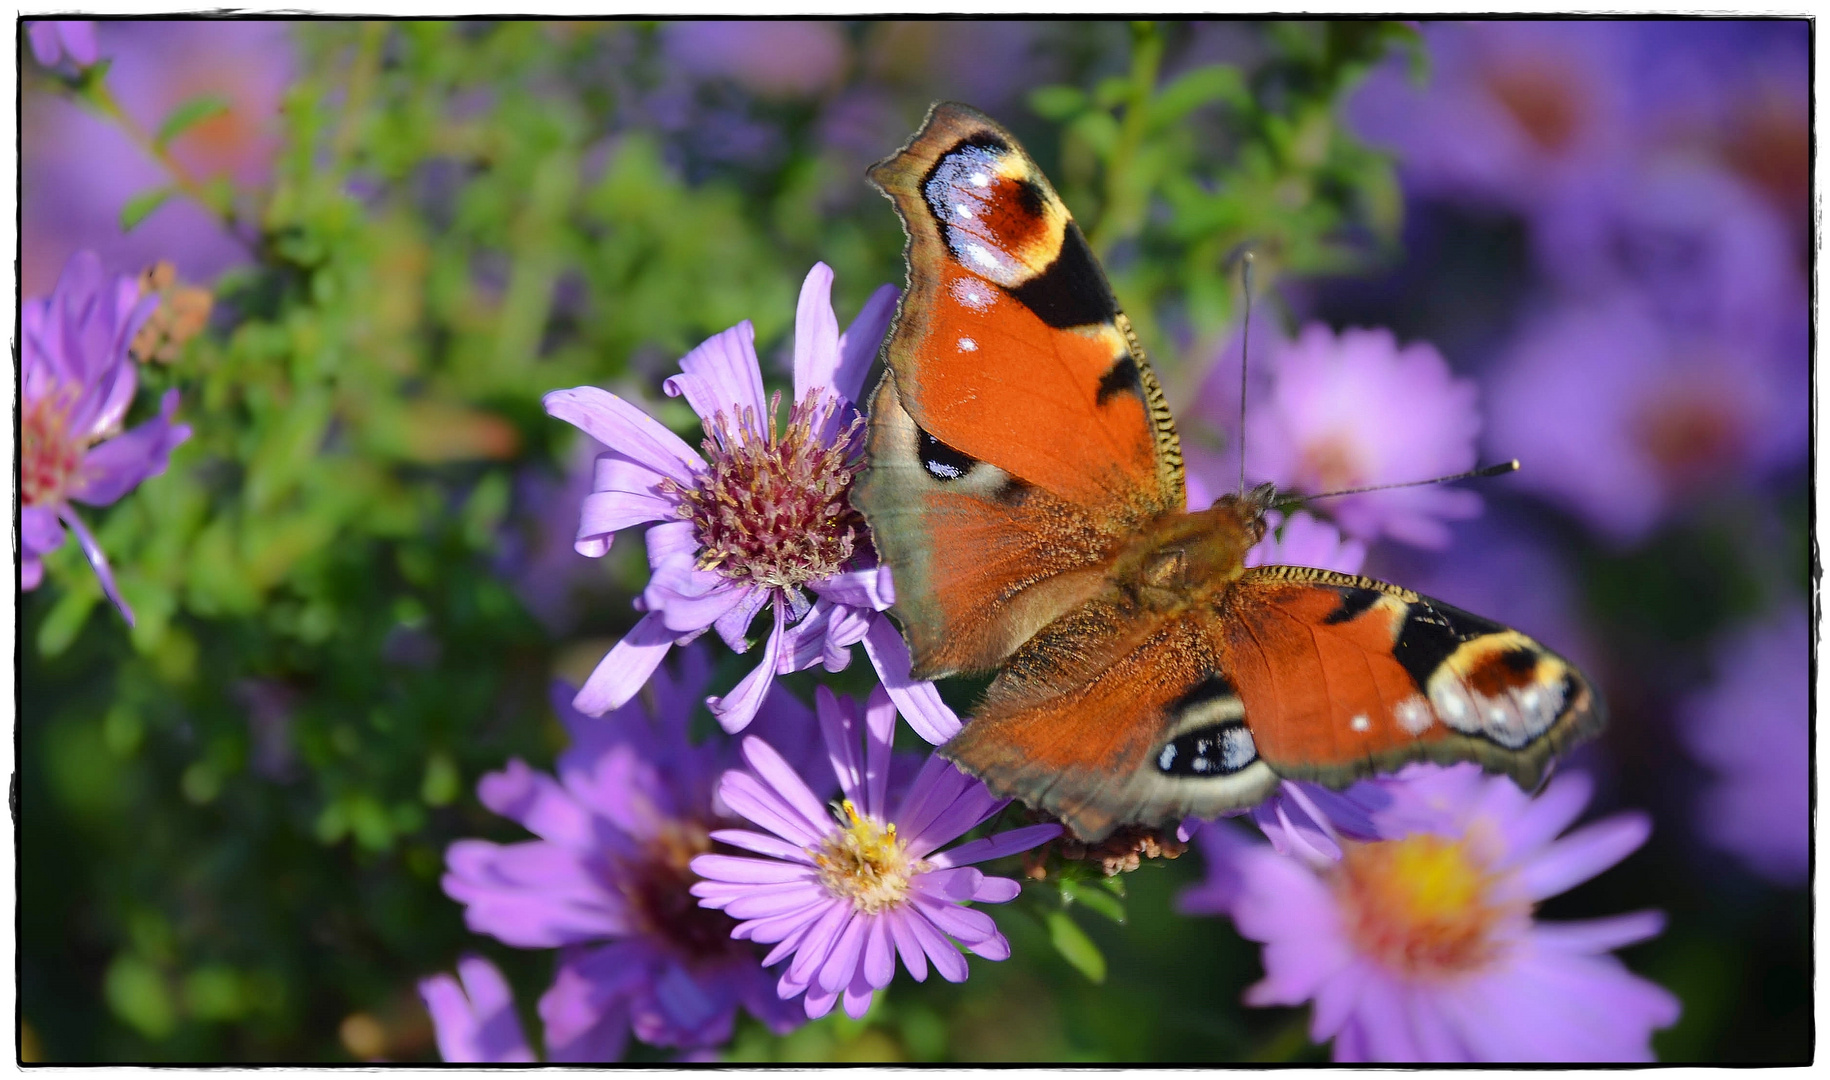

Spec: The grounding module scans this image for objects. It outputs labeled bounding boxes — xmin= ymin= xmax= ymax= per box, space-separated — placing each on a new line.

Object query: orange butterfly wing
xmin=856 ymin=102 xmax=1184 ymax=679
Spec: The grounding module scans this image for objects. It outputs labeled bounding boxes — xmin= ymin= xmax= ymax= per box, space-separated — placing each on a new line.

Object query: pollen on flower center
xmin=22 ymin=384 xmax=87 ymax=507
xmin=812 ymin=800 xmax=922 ymax=914
xmin=1334 ymin=833 xmax=1523 ymax=976
xmin=664 ymin=390 xmax=867 ymax=591
xmin=1298 ymin=434 xmax=1367 ymax=495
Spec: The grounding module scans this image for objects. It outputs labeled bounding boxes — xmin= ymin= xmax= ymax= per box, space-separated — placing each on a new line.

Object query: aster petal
xmin=1515 ymin=811 xmax=1652 ymax=902
xmin=56 ymin=20 xmax=99 ymax=65
xmin=814 ymin=687 xmax=865 ymax=807
xmin=719 ymin=770 xmax=827 ymax=848
xmin=1495 ymin=770 xmax=1595 ymax=867
xmin=22 ymin=558 xmax=44 ymax=591
xmin=914 ymin=866 xmax=984 ymax=904
xmin=786 ymin=900 xmax=854 ymax=988
xmin=721 ymin=884 xmax=832 ymax=922
xmin=573 ymin=612 xmax=675 ymax=716
xmin=643 ymin=519 xmax=700 ymax=572
xmin=809 ymin=567 xmax=893 ymax=611
xmin=28 ymin=22 xmax=62 ymax=65
xmin=970 ymin=876 xmax=1022 ymax=904
xmin=707 ymin=828 xmax=817 ymax=864
xmin=476 ymin=759 xmax=594 ymax=849
xmin=817 ymin=909 xmax=870 ymax=992
xmin=894 ymin=760 xmax=979 ymax=853
xmin=22 ymin=506 xmax=65 ymax=560
xmin=647 ymin=563 xmax=748 ymax=635
xmin=757 ymin=912 xmax=823 ymax=962
xmin=792 ymin=263 xmax=843 ymax=403
xmin=904 ymin=787 xmax=1004 ymax=858
xmin=906 ymin=909 xmax=970 ymax=982
xmin=59 ymin=507 xmax=132 ymax=626
xmin=862 ymin=686 xmax=897 ymax=820
xmin=544 ymin=386 xmax=702 ymax=483
xmin=886 ymin=910 xmax=929 ymax=982
xmin=841 ymin=971 xmax=876 ymax=1020
xmin=801 ymin=981 xmax=839 ymax=1020
xmin=713 ymin=585 xmax=771 ymax=652
xmin=861 ymin=915 xmax=896 ymax=989
xmin=836 ymin=283 xmax=899 ymax=407
xmin=1532 ymin=910 xmax=1667 ymax=954
xmin=862 ymin=617 xmax=962 ymax=743
xmin=1343 ymin=972 xmax=1422 ymax=1062
xmin=539 ymin=944 xmax=640 ymax=1063
xmin=964 ymin=931 xmax=1010 ymax=961
xmin=420 ymin=955 xmax=536 ymax=1064
xmin=443 ymin=840 xmax=628 ymax=946
xmin=576 ymin=488 xmax=675 ymax=555
xmin=1304 ymin=959 xmax=1371 ymax=1040
xmin=692 ymin=853 xmax=814 ymax=885
xmin=929 ymin=823 xmax=1063 ymax=871
xmin=1403 ymin=983 xmax=1470 ymax=1062
xmin=911 ymin=891 xmax=999 ymax=944
xmin=708 ymin=600 xmax=788 ymax=732
xmin=664 ymin=321 xmax=768 ymax=428
xmin=67 ymin=390 xmax=191 ymax=507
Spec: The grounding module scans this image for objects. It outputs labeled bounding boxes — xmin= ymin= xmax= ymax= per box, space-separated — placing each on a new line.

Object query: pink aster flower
xmin=27 ymin=21 xmax=98 ymax=68
xmin=1182 ymin=764 xmax=1680 ymax=1062
xmin=22 ymin=250 xmax=191 ymax=624
xmin=1680 ymin=604 xmax=1808 ymax=886
xmin=440 ymin=651 xmax=815 ymax=1059
xmin=1191 ymin=323 xmax=1482 ymax=550
xmin=419 ymin=955 xmax=536 ymax=1063
xmin=544 ymin=263 xmax=960 ymax=742
xmin=690 ymin=687 xmax=1062 ymax=1021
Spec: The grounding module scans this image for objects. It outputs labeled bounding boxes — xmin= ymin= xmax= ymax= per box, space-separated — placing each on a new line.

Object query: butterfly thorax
xmin=1108 ymin=490 xmax=1273 ymax=614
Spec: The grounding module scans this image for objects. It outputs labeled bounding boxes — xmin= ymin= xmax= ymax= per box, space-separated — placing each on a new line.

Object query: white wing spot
xmin=966 ymin=243 xmax=999 ymax=270
xmin=1395 ymin=695 xmax=1434 ymax=735
xmin=970 ymin=172 xmax=990 ymax=188
xmin=1350 ymin=714 xmax=1370 ymax=733
xmin=957 ymin=337 xmax=979 ymax=352
xmin=954 ymin=202 xmax=974 ymax=219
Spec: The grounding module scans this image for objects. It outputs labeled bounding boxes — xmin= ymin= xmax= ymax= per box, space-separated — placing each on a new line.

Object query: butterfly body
xmin=858 ymin=103 xmax=1602 ymax=841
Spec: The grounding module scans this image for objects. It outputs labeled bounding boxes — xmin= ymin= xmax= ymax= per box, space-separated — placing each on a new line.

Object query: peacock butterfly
xmin=855 ymin=102 xmax=1603 ymax=842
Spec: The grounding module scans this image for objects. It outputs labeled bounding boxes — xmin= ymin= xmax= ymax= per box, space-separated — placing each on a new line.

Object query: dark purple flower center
xmin=22 ymin=383 xmax=87 ymax=508
xmin=665 ymin=390 xmax=867 ymax=591
xmin=622 ymin=822 xmax=747 ymax=963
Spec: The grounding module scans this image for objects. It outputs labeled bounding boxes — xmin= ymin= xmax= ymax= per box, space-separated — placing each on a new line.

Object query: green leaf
xmin=1028 ymin=84 xmax=1087 ymax=121
xmin=154 ymin=94 xmax=231 ymax=151
xmin=1151 ymin=65 xmax=1248 ymax=127
xmin=120 ymin=186 xmax=175 ymax=232
xmin=1058 ymin=877 xmax=1127 ymax=924
xmin=104 ymin=955 xmax=177 ymax=1040
xmin=1044 ymin=909 xmax=1106 ymax=984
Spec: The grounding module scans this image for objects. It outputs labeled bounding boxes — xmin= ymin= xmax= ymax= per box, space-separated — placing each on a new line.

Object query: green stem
xmin=82 ymin=77 xmax=249 ymax=245
xmin=1087 ymin=20 xmax=1164 ymax=258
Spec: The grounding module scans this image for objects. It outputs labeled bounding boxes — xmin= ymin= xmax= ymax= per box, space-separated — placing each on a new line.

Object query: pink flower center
xmin=1296 ymin=434 xmax=1368 ymax=496
xmin=1632 ymin=383 xmax=1748 ymax=490
xmin=22 ymin=383 xmax=87 ymax=508
xmin=624 ymin=821 xmax=747 ymax=963
xmin=1334 ymin=833 xmax=1524 ymax=977
xmin=812 ymin=800 xmax=924 ymax=915
xmin=668 ymin=390 xmax=867 ymax=591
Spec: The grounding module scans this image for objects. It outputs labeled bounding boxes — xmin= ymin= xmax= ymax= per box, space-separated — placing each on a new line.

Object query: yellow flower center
xmin=1334 ymin=833 xmax=1524 ymax=977
xmin=812 ymin=800 xmax=925 ymax=915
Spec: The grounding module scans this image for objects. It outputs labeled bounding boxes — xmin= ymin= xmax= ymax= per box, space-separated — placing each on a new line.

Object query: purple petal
xmin=810 ymin=567 xmax=893 ymax=610
xmin=817 ymin=908 xmax=869 ymax=993
xmin=910 ymin=897 xmax=998 ymax=949
xmin=756 ymin=908 xmax=825 ymax=958
xmin=1531 ymin=910 xmax=1667 ymax=954
xmin=57 ymin=21 xmax=98 ymax=65
xmin=476 ymin=759 xmax=593 ymax=848
xmin=59 ymin=507 xmax=132 ymax=625
xmin=913 ymin=866 xmax=984 ymax=904
xmin=887 ymin=910 xmax=928 ymax=982
xmin=861 ymin=915 xmax=896 ymax=989
xmin=862 ymin=617 xmax=962 ymax=743
xmin=841 ymin=969 xmax=876 ymax=1020
xmin=815 ymin=687 xmax=865 ymax=807
xmin=419 ymin=955 xmax=535 ymax=1063
xmin=801 ymin=981 xmax=839 ymax=1020
xmin=643 ymin=519 xmax=700 ymax=571
xmin=721 ymin=884 xmax=831 ymax=922
xmin=1516 ymin=812 xmax=1652 ymax=901
xmin=443 ymin=840 xmax=627 ymax=946
xmin=929 ymin=823 xmax=1062 ymax=869
xmin=707 ymin=828 xmax=816 ymax=864
xmin=786 ymin=900 xmax=853 ymax=988
xmin=28 ymin=22 xmax=61 ymax=64
xmin=576 ymin=488 xmax=674 ymax=555
xmin=544 ymin=386 xmax=702 ymax=482
xmin=708 ymin=601 xmax=788 ymax=732
xmin=904 ymin=786 xmax=1003 ymax=857
xmin=691 ymin=853 xmax=814 ymax=885
xmin=971 ymin=876 xmax=1022 ymax=903
xmin=68 ymin=390 xmax=190 ymax=506
xmin=22 ymin=557 xmax=44 ymax=591
xmin=836 ymin=283 xmax=899 ymax=407
xmin=792 ymin=263 xmax=843 ymax=402
xmin=720 ymin=763 xmax=827 ymax=847
xmin=713 ymin=586 xmax=770 ymax=651
xmin=573 ymin=612 xmax=675 ymax=716
xmin=906 ymin=909 xmax=970 ymax=982
xmin=862 ymin=686 xmax=896 ymax=819
xmin=1495 ymin=770 xmax=1595 ymax=867
xmin=22 ymin=506 xmax=65 ymax=559
xmin=738 ymin=735 xmax=835 ymax=837
xmin=647 ymin=563 xmax=747 ymax=635
xmin=539 ymin=946 xmax=637 ymax=1063
xmin=964 ymin=931 xmax=1010 ymax=961
xmin=664 ymin=322 xmax=768 ymax=428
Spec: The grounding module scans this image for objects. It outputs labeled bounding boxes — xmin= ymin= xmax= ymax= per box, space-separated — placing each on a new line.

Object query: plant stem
xmin=83 ymin=77 xmax=255 ymax=251
xmin=1087 ymin=20 xmax=1164 ymax=259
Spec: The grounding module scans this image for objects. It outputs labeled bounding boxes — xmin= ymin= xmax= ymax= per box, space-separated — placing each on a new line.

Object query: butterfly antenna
xmin=1275 ymin=459 xmax=1520 ymax=509
xmin=1237 ymin=251 xmax=1256 ymax=500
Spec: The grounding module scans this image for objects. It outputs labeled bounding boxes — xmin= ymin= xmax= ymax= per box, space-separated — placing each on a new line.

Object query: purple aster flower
xmin=1680 ymin=604 xmax=1808 ymax=886
xmin=1240 ymin=510 xmax=1368 ymax=577
xmin=27 ymin=20 xmax=98 ymax=68
xmin=690 ymin=686 xmax=1062 ymax=1020
xmin=1485 ymin=295 xmax=1805 ymax=546
xmin=440 ymin=651 xmax=815 ymax=1059
xmin=1181 ymin=763 xmax=1680 ymax=1062
xmin=543 ymin=263 xmax=960 ymax=742
xmin=419 ymin=955 xmax=536 ymax=1063
xmin=662 ymin=21 xmax=850 ymax=99
xmin=1190 ymin=323 xmax=1482 ymax=549
xmin=22 ymin=250 xmax=191 ymax=624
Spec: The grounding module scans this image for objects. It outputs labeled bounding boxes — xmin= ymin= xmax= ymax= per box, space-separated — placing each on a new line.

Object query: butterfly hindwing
xmin=858 ymin=102 xmax=1185 ymax=678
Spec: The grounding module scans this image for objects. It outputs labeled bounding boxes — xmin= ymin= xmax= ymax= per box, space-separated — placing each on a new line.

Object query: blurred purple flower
xmin=22 ymin=250 xmax=191 ymax=624
xmin=22 ymin=20 xmax=292 ymax=293
xmin=690 ymin=687 xmax=1061 ymax=1020
xmin=663 ymin=21 xmax=850 ymax=99
xmin=1191 ymin=323 xmax=1482 ymax=549
xmin=441 ymin=652 xmax=817 ymax=1059
xmin=1182 ymin=763 xmax=1679 ymax=1061
xmin=1681 ymin=604 xmax=1808 ymax=886
xmin=419 ymin=955 xmax=536 ymax=1063
xmin=1348 ymin=21 xmax=1636 ymax=217
xmin=544 ymin=263 xmax=960 ymax=742
xmin=28 ymin=21 xmax=98 ymax=68
xmin=1486 ymin=296 xmax=1805 ymax=546
xmin=1241 ymin=510 xmax=1368 ymax=576
xmin=496 ymin=438 xmax=616 ymax=635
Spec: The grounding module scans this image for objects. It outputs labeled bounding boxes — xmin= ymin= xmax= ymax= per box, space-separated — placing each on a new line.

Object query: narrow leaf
xmin=1028 ymin=84 xmax=1087 ymax=121
xmin=1045 ymin=909 xmax=1107 ymax=984
xmin=1059 ymin=877 xmax=1127 ymax=924
xmin=154 ymin=94 xmax=230 ymax=151
xmin=120 ymin=186 xmax=174 ymax=232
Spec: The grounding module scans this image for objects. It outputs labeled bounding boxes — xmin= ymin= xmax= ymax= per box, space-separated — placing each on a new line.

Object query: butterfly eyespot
xmin=916 ymin=428 xmax=978 ymax=482
xmin=1155 ymin=721 xmax=1258 ymax=777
